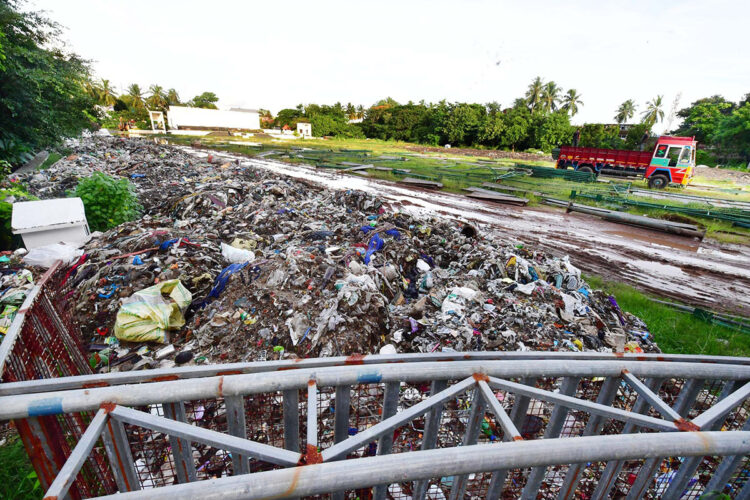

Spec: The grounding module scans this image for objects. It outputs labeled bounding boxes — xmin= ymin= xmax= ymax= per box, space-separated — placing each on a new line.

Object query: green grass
xmin=38 ymin=152 xmax=62 ymax=170
xmin=0 ymin=433 xmax=42 ymax=500
xmin=584 ymin=274 xmax=750 ymax=357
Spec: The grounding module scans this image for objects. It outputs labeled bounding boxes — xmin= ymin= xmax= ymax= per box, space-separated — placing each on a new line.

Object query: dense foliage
xmin=74 ymin=172 xmax=141 ymax=231
xmin=0 ymin=0 xmax=96 ymax=165
xmin=672 ymin=95 xmax=750 ymax=166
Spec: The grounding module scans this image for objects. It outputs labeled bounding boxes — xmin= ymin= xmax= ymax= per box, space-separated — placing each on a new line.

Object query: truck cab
xmin=645 ymin=136 xmax=696 ymax=189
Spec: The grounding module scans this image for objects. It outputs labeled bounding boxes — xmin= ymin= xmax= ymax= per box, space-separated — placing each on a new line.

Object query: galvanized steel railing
xmin=2 ymin=357 xmax=749 ymax=499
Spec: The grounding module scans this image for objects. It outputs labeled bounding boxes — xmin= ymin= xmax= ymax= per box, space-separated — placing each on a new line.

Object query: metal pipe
xmin=92 ymin=432 xmax=750 ymax=500
xmin=43 ymin=407 xmax=109 ymax=500
xmin=6 ymin=351 xmax=750 ymax=397
xmin=7 ymin=360 xmax=741 ymax=422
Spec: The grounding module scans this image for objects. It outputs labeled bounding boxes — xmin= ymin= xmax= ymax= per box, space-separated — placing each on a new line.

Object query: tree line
xmin=1 ymin=0 xmax=747 ymax=167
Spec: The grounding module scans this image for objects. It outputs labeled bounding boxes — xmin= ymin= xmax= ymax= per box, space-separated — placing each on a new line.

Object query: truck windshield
xmin=679 ymin=146 xmax=691 ymax=164
xmin=667 ymin=147 xmax=682 ymax=166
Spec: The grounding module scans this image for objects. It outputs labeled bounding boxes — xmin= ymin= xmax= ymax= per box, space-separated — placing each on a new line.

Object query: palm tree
xmin=166 ymin=88 xmax=181 ymax=106
xmin=525 ymin=76 xmax=544 ymax=112
xmin=641 ymin=95 xmax=665 ymax=127
xmin=615 ymin=99 xmax=636 ymax=124
xmin=127 ymin=84 xmax=145 ymax=110
xmin=146 ymin=85 xmax=168 ymax=110
xmin=99 ymin=79 xmax=117 ymax=106
xmin=541 ymin=81 xmax=561 ymax=113
xmin=356 ymin=104 xmax=364 ymax=119
xmin=562 ymin=89 xmax=583 ymax=116
xmin=83 ymin=78 xmax=102 ymax=101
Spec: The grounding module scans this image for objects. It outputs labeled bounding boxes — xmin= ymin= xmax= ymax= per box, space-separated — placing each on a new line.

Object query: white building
xmin=297 ymin=122 xmax=312 ymax=138
xmin=167 ymin=106 xmax=260 ymax=131
xmin=12 ymin=198 xmax=90 ymax=249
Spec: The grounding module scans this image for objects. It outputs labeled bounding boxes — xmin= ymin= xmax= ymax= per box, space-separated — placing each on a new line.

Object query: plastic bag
xmin=114 ymin=280 xmax=192 ymax=343
xmin=24 ymin=243 xmax=83 ymax=268
xmin=221 ymin=242 xmax=255 ymax=264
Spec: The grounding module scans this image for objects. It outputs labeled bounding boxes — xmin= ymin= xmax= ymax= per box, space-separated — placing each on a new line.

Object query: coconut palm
xmin=166 ymin=88 xmax=181 ymax=106
xmin=562 ymin=89 xmax=583 ymax=116
xmin=99 ymin=79 xmax=117 ymax=106
xmin=641 ymin=96 xmax=665 ymax=127
xmin=146 ymin=85 xmax=168 ymax=110
xmin=356 ymin=104 xmax=364 ymax=119
xmin=541 ymin=81 xmax=561 ymax=113
xmin=83 ymin=78 xmax=102 ymax=101
xmin=126 ymin=84 xmax=145 ymax=110
xmin=525 ymin=76 xmax=544 ymax=112
xmin=615 ymin=99 xmax=637 ymax=124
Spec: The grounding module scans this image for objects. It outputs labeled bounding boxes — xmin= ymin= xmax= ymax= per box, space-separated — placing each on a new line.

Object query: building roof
xmin=12 ymin=198 xmax=88 ymax=235
xmin=228 ymin=107 xmax=261 ymax=114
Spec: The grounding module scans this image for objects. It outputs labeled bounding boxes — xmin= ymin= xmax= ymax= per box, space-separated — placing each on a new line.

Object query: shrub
xmin=74 ymin=172 xmax=141 ymax=231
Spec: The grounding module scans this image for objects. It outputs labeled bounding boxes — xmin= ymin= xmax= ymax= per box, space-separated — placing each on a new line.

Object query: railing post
xmin=162 ymin=401 xmax=197 ymax=483
xmin=413 ymin=379 xmax=448 ymax=500
xmin=331 ymin=385 xmax=351 ymax=500
xmin=557 ymin=376 xmax=619 ymax=500
xmin=448 ymin=386 xmax=487 ymax=500
xmin=283 ymin=389 xmax=300 ymax=454
xmin=520 ymin=377 xmax=580 ymax=500
xmin=485 ymin=376 xmax=536 ymax=499
xmin=102 ymin=415 xmax=141 ymax=492
xmin=372 ymin=381 xmax=401 ymax=500
xmin=225 ymin=395 xmax=250 ymax=475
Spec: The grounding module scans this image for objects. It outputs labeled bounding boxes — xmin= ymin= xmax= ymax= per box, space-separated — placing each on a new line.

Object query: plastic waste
xmin=221 ymin=242 xmax=256 ymax=264
xmin=114 ymin=279 xmax=192 ymax=343
xmin=24 ymin=243 xmax=83 ymax=268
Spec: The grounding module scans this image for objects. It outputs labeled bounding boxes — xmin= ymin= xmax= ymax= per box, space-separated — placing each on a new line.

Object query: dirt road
xmin=183 ymin=146 xmax=750 ymax=316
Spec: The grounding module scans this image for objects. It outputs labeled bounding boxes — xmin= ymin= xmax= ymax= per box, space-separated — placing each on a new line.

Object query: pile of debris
xmin=21 ymin=136 xmax=658 ymax=373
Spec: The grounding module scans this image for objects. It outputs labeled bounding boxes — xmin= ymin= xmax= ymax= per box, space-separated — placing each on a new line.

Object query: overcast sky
xmin=32 ymin=0 xmax=749 ymax=133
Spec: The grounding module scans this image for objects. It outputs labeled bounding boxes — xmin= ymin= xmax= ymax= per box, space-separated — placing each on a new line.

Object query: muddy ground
xmin=180 ymin=145 xmax=750 ymax=317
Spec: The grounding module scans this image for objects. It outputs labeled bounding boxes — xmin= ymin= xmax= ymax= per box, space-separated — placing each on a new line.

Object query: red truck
xmin=555 ymin=136 xmax=697 ymax=189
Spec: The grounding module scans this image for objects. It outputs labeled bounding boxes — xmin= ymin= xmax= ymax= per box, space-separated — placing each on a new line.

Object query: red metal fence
xmin=0 ymin=261 xmax=117 ymax=497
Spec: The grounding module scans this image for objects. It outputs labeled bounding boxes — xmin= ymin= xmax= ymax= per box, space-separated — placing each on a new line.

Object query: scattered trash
xmin=16 ymin=136 xmax=658 ymax=372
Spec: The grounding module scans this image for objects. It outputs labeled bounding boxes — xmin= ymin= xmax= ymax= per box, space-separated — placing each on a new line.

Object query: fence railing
xmin=1 ymin=263 xmax=750 ymax=499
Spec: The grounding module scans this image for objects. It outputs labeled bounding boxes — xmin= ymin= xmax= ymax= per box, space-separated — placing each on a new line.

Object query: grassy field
xmin=585 ymin=274 xmax=750 ymax=357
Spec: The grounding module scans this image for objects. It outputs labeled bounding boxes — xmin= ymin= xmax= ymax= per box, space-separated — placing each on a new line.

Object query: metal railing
xmin=1 ymin=357 xmax=749 ymax=499
xmin=2 ymin=263 xmax=750 ymax=499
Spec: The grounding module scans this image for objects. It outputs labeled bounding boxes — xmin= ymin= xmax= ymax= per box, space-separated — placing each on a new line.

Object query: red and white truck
xmin=555 ymin=136 xmax=697 ymax=189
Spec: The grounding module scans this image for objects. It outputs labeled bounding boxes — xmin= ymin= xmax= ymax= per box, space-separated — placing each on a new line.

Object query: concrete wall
xmin=168 ymin=106 xmax=260 ymax=130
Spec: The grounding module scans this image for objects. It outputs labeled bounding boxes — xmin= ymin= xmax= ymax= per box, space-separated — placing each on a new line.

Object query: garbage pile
xmin=21 ymin=136 xmax=658 ymax=372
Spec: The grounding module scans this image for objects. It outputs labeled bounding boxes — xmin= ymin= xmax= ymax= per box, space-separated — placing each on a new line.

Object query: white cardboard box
xmin=11 ymin=198 xmax=90 ymax=249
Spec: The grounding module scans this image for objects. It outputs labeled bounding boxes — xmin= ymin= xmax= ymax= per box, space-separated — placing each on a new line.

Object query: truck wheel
xmin=648 ymin=174 xmax=669 ymax=189
xmin=577 ymin=166 xmax=594 ymax=174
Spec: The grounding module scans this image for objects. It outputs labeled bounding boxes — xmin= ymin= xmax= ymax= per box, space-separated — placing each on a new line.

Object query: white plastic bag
xmin=220 ymin=242 xmax=255 ymax=264
xmin=23 ymin=243 xmax=83 ymax=268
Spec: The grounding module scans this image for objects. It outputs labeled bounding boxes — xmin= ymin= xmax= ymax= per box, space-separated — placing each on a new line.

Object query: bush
xmin=74 ymin=172 xmax=141 ymax=231
xmin=695 ymin=149 xmax=718 ymax=167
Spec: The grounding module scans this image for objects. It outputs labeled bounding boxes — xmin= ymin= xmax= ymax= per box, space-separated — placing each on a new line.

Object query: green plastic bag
xmin=114 ymin=280 xmax=192 ymax=343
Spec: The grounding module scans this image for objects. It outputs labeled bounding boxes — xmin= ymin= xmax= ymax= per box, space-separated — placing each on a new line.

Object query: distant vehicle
xmin=554 ymin=136 xmax=697 ymax=189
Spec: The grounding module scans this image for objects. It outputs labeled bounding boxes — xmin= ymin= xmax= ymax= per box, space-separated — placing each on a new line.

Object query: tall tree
xmin=356 ymin=104 xmax=364 ymax=119
xmin=561 ymin=89 xmax=583 ymax=116
xmin=189 ymin=92 xmax=219 ymax=109
xmin=346 ymin=102 xmax=356 ymax=120
xmin=525 ymin=76 xmax=544 ymax=112
xmin=672 ymin=95 xmax=734 ymax=143
xmin=166 ymin=88 xmax=181 ymax=106
xmin=127 ymin=84 xmax=146 ymax=110
xmin=0 ymin=0 xmax=95 ymax=165
xmin=99 ymin=79 xmax=117 ymax=106
xmin=541 ymin=81 xmax=561 ymax=113
xmin=641 ymin=95 xmax=665 ymax=127
xmin=615 ymin=99 xmax=636 ymax=124
xmin=146 ymin=84 xmax=167 ymax=110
